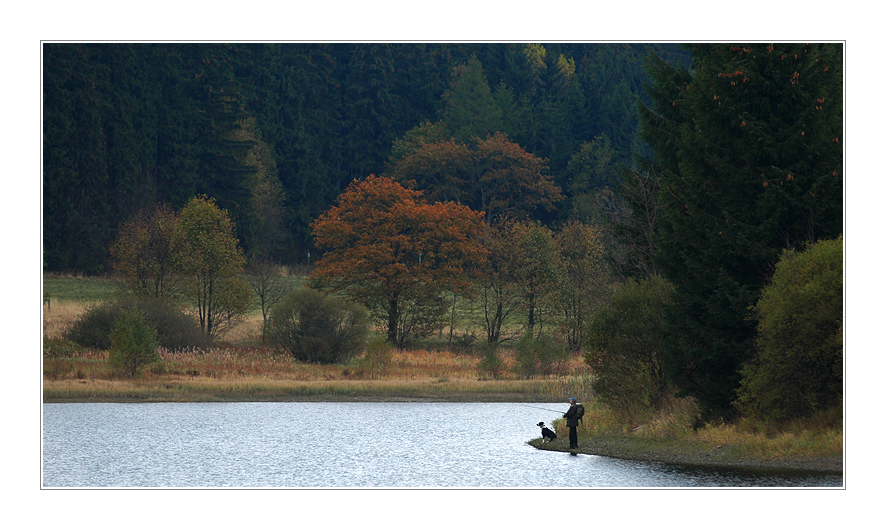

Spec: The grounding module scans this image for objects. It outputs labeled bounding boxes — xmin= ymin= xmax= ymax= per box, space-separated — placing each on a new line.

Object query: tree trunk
xmin=387 ymin=295 xmax=399 ymax=344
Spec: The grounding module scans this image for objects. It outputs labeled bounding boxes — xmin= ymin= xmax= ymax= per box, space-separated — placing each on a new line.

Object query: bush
xmin=355 ymin=337 xmax=394 ymax=379
xmin=108 ymin=309 xmax=160 ymax=377
xmin=585 ymin=275 xmax=673 ymax=417
xmin=736 ymin=236 xmax=843 ymax=423
xmin=267 ymin=288 xmax=369 ymax=364
xmin=42 ymin=338 xmax=84 ymax=357
xmin=477 ymin=342 xmax=505 ymax=379
xmin=66 ymin=297 xmax=208 ymax=351
xmin=513 ymin=332 xmax=567 ymax=378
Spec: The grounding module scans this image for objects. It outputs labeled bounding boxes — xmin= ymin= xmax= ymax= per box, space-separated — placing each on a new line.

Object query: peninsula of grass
xmin=528 ymin=398 xmax=843 ymax=474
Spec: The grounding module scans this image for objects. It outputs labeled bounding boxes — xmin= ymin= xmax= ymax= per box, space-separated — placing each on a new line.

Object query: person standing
xmin=563 ymin=397 xmax=580 ymax=449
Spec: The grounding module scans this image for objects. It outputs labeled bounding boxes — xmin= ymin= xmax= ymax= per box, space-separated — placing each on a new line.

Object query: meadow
xmin=42 ymin=273 xmax=592 ymax=403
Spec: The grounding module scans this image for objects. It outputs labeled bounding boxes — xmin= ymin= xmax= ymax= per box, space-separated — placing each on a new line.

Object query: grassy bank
xmin=43 ymin=377 xmax=569 ymax=403
xmin=528 ymin=397 xmax=843 ymax=473
xmin=43 ymin=343 xmax=592 ymax=403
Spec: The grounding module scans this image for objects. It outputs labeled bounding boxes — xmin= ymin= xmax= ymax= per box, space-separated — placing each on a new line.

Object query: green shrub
xmin=585 ymin=275 xmax=673 ymax=417
xmin=477 ymin=342 xmax=505 ymax=379
xmin=514 ymin=332 xmax=567 ymax=378
xmin=66 ymin=302 xmax=119 ymax=350
xmin=267 ymin=288 xmax=369 ymax=364
xmin=66 ymin=297 xmax=208 ymax=351
xmin=42 ymin=337 xmax=85 ymax=357
xmin=108 ymin=309 xmax=160 ymax=377
xmin=355 ymin=337 xmax=394 ymax=379
xmin=736 ymin=236 xmax=843 ymax=423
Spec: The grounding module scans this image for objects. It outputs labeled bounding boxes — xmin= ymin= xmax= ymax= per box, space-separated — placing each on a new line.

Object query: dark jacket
xmin=564 ymin=403 xmax=580 ymax=428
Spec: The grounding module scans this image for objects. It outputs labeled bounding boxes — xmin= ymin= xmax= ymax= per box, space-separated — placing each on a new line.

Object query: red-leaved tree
xmin=388 ymin=132 xmax=562 ymax=224
xmin=311 ymin=175 xmax=486 ymax=346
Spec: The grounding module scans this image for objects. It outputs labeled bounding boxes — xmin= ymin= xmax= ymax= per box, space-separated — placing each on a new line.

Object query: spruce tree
xmin=639 ymin=43 xmax=843 ymax=416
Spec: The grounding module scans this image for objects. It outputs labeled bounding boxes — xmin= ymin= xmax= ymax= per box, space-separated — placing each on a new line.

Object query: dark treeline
xmin=43 ymin=42 xmax=690 ymax=273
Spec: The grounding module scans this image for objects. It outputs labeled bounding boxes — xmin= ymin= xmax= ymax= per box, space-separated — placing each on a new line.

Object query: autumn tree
xmin=173 ymin=196 xmax=252 ymax=339
xmin=109 ymin=204 xmax=182 ymax=300
xmin=509 ymin=220 xmax=558 ymax=333
xmin=311 ymin=175 xmax=486 ymax=347
xmin=476 ymin=218 xmax=525 ymax=346
xmin=387 ymin=132 xmax=562 ymax=224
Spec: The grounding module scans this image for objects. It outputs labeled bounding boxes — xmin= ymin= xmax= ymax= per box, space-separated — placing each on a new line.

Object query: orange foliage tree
xmin=311 ymin=175 xmax=487 ymax=346
xmin=387 ymin=132 xmax=562 ymax=224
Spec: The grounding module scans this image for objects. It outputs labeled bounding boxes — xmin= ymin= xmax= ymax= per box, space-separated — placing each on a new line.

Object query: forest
xmin=42 ymin=42 xmax=689 ymax=272
xmin=43 ymin=42 xmax=843 ymax=423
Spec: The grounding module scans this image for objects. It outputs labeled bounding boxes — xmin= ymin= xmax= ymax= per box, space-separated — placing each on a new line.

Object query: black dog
xmin=537 ymin=422 xmax=557 ymax=443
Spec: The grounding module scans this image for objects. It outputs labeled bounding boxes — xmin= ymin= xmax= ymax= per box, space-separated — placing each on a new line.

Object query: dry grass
xmin=41 ymin=273 xmax=592 ymax=402
xmin=42 ymin=375 xmax=565 ymax=402
xmin=43 ymin=334 xmax=592 ymax=402
xmin=691 ymin=422 xmax=843 ymax=460
xmin=560 ymin=394 xmax=843 ymax=463
xmin=42 ymin=300 xmax=88 ymax=340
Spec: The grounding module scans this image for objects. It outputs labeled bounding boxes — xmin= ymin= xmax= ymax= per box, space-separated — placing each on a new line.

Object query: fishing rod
xmin=517 ymin=404 xmax=567 ymax=415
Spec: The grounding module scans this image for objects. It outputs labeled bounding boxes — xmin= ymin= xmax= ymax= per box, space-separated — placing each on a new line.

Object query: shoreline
xmin=528 ymin=435 xmax=843 ymax=475
xmin=42 ymin=378 xmax=564 ymax=403
xmin=43 ymin=381 xmax=842 ymax=475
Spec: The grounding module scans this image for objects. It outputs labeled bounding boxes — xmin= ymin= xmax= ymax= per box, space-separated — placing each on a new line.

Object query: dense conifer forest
xmin=42 ymin=42 xmax=690 ymax=272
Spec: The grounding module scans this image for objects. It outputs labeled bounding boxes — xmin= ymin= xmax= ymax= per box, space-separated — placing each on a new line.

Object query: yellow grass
xmin=42 ymin=300 xmax=88 ymax=340
xmin=41 ymin=278 xmax=593 ymax=402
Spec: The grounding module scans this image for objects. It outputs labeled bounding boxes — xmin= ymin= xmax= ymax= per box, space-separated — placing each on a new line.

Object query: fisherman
xmin=563 ymin=397 xmax=580 ymax=449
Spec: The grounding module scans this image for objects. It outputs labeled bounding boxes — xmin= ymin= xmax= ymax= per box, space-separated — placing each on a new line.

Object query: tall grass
xmin=43 ymin=300 xmax=88 ymax=340
xmin=559 ymin=393 xmax=842 ymax=462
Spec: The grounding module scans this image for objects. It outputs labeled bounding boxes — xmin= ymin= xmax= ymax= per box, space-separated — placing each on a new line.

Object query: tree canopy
xmin=43 ymin=42 xmax=688 ymax=272
xmin=311 ymin=175 xmax=486 ymax=345
xmin=174 ymin=196 xmax=251 ymax=338
xmin=387 ymin=131 xmax=562 ymax=224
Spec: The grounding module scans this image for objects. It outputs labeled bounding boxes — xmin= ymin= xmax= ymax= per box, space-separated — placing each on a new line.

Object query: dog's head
xmin=537 ymin=422 xmax=546 ymax=428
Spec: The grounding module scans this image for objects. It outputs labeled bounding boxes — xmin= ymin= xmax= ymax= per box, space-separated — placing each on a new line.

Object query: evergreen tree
xmin=439 ymin=56 xmax=503 ymax=144
xmin=270 ymin=44 xmax=343 ymax=262
xmin=188 ymin=44 xmax=257 ymax=243
xmin=43 ymin=44 xmax=113 ymax=271
xmin=639 ymin=43 xmax=843 ymax=416
xmin=340 ymin=44 xmax=398 ymax=182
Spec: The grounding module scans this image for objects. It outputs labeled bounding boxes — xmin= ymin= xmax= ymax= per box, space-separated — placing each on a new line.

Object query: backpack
xmin=575 ymin=403 xmax=585 ymax=422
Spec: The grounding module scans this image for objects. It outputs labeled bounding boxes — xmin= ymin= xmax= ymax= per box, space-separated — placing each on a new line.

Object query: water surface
xmin=42 ymin=402 xmax=842 ymax=488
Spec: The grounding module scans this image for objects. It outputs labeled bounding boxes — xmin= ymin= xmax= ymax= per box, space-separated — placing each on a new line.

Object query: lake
xmin=42 ymin=402 xmax=842 ymax=488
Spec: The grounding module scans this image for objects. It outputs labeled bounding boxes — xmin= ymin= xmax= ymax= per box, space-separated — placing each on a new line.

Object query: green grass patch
xmin=43 ymin=274 xmax=121 ymax=304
